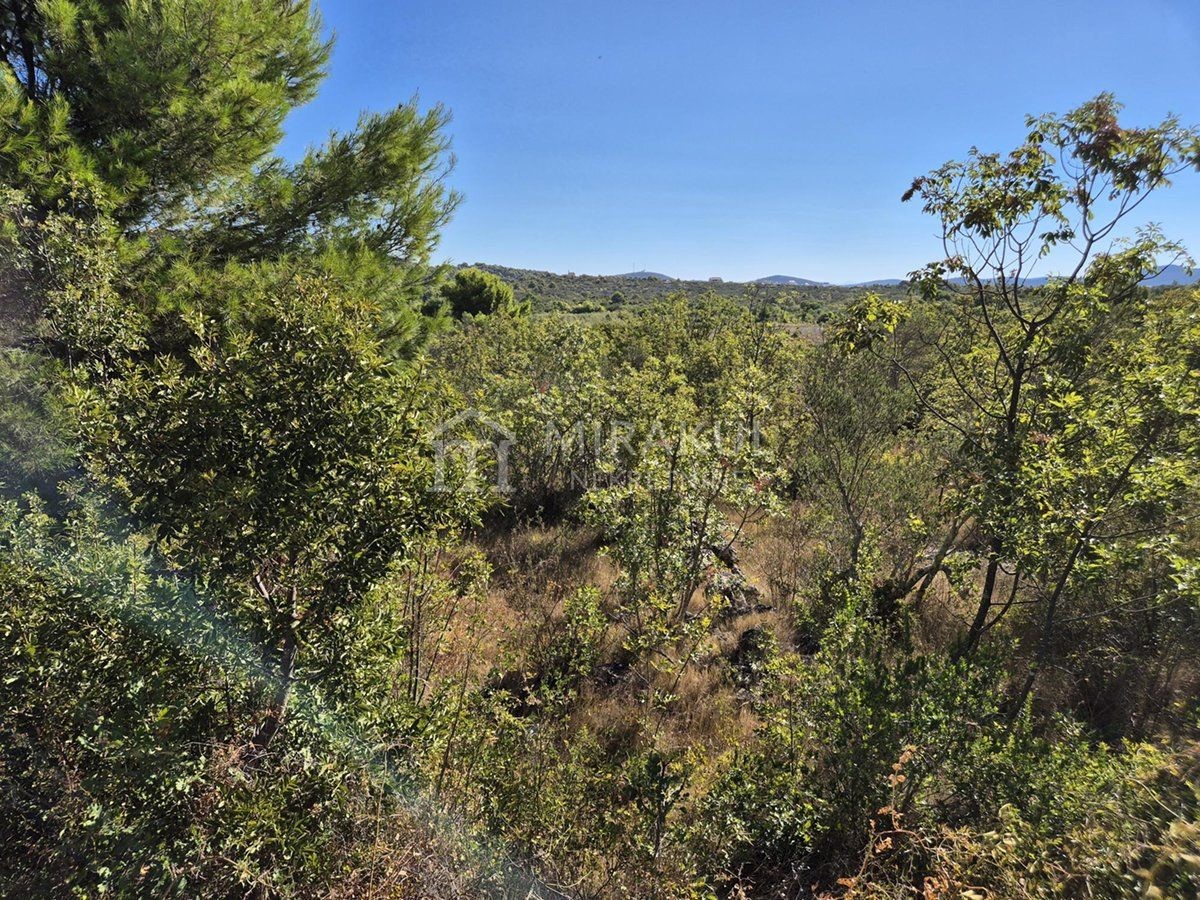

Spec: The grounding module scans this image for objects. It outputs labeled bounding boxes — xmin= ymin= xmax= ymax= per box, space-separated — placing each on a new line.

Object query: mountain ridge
xmin=754 ymin=275 xmax=828 ymax=286
xmin=615 ymin=270 xmax=674 ymax=281
xmin=463 ymin=263 xmax=1197 ymax=319
xmin=612 ymin=264 xmax=1198 ymax=288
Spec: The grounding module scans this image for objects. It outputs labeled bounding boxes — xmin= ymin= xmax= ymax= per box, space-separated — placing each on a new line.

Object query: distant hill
xmin=461 ymin=263 xmax=1196 ymax=319
xmin=616 ymin=270 xmax=674 ymax=281
xmin=465 ymin=263 xmax=908 ymax=322
xmin=755 ymin=275 xmax=828 ymax=286
xmin=946 ymin=265 xmax=1198 ymax=288
xmin=1144 ymin=264 xmax=1199 ymax=286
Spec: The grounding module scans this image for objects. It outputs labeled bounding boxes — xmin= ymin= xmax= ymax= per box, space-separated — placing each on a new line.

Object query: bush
xmin=442 ymin=267 xmax=518 ymax=318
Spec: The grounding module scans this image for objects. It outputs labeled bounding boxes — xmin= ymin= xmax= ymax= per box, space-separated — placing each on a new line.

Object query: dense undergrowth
xmin=1 ymin=2 xmax=1198 ymax=897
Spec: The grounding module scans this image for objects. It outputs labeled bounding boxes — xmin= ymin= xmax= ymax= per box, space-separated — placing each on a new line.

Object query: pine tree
xmin=0 ymin=0 xmax=459 ymax=334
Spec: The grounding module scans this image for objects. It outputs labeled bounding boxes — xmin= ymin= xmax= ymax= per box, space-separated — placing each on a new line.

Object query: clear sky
xmin=280 ymin=0 xmax=1200 ymax=284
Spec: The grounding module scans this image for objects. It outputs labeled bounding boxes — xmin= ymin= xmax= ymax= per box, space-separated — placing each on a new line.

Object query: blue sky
xmin=281 ymin=0 xmax=1200 ymax=283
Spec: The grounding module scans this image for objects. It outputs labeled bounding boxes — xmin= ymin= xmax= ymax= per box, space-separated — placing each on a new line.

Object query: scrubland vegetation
xmin=1 ymin=2 xmax=1199 ymax=898
xmin=461 ymin=263 xmax=898 ymax=320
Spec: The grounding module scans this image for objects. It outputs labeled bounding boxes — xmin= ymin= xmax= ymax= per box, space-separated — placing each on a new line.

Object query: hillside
xmin=467 ymin=263 xmax=908 ymax=320
xmin=615 ymin=270 xmax=674 ymax=280
xmin=754 ymin=274 xmax=828 ymax=286
xmin=1145 ymin=263 xmax=1200 ymax=286
xmin=462 ymin=261 xmax=1193 ymax=322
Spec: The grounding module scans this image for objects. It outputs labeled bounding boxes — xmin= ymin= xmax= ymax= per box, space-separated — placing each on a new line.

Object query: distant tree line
xmin=469 ymin=262 xmax=906 ymax=321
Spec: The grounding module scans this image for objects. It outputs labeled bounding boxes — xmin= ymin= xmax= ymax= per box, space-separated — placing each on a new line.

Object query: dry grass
xmin=326 ymin=812 xmax=487 ymax=899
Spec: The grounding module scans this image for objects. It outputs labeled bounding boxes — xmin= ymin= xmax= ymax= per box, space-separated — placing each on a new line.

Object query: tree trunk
xmin=250 ymin=625 xmax=297 ymax=756
xmin=956 ymin=534 xmax=1002 ymax=658
xmin=10 ymin=1 xmax=38 ymax=100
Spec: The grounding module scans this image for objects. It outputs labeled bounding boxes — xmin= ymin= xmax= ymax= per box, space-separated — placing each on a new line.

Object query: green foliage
xmin=437 ymin=309 xmax=619 ymax=515
xmin=81 ymin=283 xmax=448 ymax=596
xmin=857 ymin=96 xmax=1200 ymax=701
xmin=533 ymin=585 xmax=608 ymax=697
xmin=908 ymin=731 xmax=1200 ymax=900
xmin=74 ymin=281 xmax=480 ymax=759
xmin=0 ymin=490 xmax=467 ymax=896
xmin=0 ymin=491 xmax=228 ymax=894
xmin=1 ymin=30 xmax=1198 ymax=898
xmin=442 ymin=265 xmax=521 ymax=318
xmin=0 ymin=0 xmax=329 ymax=219
xmin=0 ymin=348 xmax=72 ymax=485
xmin=0 ymin=0 xmax=459 ymax=352
xmin=835 ymin=290 xmax=910 ymax=351
xmin=469 ymin=261 xmax=907 ymax=319
xmin=691 ymin=569 xmax=1000 ymax=890
xmin=585 ymin=356 xmax=780 ymax=656
xmin=187 ymin=103 xmax=461 ymax=294
xmin=787 ymin=336 xmax=939 ymax=587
